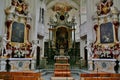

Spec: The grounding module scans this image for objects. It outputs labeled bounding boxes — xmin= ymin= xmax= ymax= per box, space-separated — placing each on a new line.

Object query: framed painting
xmin=7 ymin=21 xmax=30 ymax=47
xmin=11 ymin=22 xmax=25 ymax=43
xmin=100 ymin=22 xmax=114 ymax=43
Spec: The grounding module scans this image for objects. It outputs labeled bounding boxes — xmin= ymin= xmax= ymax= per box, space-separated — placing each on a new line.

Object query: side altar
xmin=0 ymin=0 xmax=37 ymax=72
xmin=88 ymin=0 xmax=120 ymax=73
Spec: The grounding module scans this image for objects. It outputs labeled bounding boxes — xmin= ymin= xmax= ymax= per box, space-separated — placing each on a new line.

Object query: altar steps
xmin=51 ymin=56 xmax=74 ymax=80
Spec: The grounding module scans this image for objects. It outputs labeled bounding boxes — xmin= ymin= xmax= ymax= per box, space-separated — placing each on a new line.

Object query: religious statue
xmin=5 ymin=0 xmax=30 ymax=22
xmin=86 ymin=42 xmax=93 ymax=58
xmin=4 ymin=0 xmax=16 ymax=25
xmin=1 ymin=34 xmax=10 ymax=57
xmin=30 ymin=40 xmax=38 ymax=57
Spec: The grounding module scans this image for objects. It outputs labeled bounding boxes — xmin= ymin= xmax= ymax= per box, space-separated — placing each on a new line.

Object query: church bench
xmin=0 ymin=72 xmax=13 ymax=80
xmin=81 ymin=77 xmax=120 ymax=80
xmin=0 ymin=72 xmax=42 ymax=80
xmin=80 ymin=73 xmax=120 ymax=80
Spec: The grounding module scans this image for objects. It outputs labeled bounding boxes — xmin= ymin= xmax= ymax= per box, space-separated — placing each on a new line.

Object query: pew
xmin=0 ymin=71 xmax=42 ymax=80
xmin=80 ymin=73 xmax=120 ymax=80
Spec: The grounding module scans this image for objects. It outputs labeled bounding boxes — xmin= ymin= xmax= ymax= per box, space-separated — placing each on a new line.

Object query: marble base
xmin=0 ymin=58 xmax=7 ymax=71
xmin=88 ymin=60 xmax=93 ymax=71
xmin=92 ymin=59 xmax=116 ymax=73
xmin=8 ymin=58 xmax=35 ymax=71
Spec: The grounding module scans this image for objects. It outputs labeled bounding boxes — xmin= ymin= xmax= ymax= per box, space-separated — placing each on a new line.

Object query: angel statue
xmin=86 ymin=41 xmax=93 ymax=58
xmin=0 ymin=34 xmax=10 ymax=57
xmin=30 ymin=40 xmax=39 ymax=58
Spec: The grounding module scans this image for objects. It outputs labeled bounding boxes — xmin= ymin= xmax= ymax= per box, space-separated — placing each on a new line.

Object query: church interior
xmin=0 ymin=0 xmax=120 ymax=80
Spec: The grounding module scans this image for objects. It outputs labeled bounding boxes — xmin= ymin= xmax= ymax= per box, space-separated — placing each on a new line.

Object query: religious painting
xmin=56 ymin=27 xmax=68 ymax=49
xmin=11 ymin=22 xmax=25 ymax=43
xmin=100 ymin=22 xmax=114 ymax=43
xmin=6 ymin=21 xmax=30 ymax=47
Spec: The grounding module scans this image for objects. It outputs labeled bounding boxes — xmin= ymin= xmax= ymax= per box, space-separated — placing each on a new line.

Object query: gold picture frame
xmin=7 ymin=21 xmax=30 ymax=48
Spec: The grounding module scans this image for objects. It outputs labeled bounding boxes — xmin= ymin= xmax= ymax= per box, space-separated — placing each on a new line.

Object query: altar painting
xmin=100 ymin=22 xmax=114 ymax=43
xmin=56 ymin=27 xmax=68 ymax=49
xmin=11 ymin=22 xmax=25 ymax=43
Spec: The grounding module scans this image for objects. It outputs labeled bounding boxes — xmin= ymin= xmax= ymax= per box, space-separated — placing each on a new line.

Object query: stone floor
xmin=41 ymin=69 xmax=86 ymax=80
xmin=42 ymin=73 xmax=80 ymax=80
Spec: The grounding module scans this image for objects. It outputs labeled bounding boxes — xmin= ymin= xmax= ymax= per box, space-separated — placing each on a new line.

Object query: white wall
xmin=0 ymin=0 xmax=10 ymax=35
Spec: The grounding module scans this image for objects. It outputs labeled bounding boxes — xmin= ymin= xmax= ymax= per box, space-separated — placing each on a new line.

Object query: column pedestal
xmin=88 ymin=60 xmax=93 ymax=71
xmin=0 ymin=58 xmax=6 ymax=71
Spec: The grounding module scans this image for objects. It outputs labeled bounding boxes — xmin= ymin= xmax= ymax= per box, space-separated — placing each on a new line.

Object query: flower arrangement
xmin=92 ymin=43 xmax=120 ymax=59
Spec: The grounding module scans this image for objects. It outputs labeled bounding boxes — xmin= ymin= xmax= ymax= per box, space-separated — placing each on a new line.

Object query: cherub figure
xmin=5 ymin=0 xmax=18 ymax=21
xmin=1 ymin=34 xmax=10 ymax=57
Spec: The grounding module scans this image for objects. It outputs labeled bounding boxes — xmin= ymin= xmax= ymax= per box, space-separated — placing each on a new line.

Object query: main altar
xmin=88 ymin=0 xmax=120 ymax=73
xmin=47 ymin=2 xmax=75 ymax=80
xmin=0 ymin=0 xmax=37 ymax=72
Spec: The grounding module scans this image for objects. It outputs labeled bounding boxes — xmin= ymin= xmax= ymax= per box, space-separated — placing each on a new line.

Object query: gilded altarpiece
xmin=48 ymin=2 xmax=76 ymax=53
xmin=5 ymin=0 xmax=31 ymax=49
xmin=90 ymin=0 xmax=120 ymax=73
xmin=0 ymin=0 xmax=35 ymax=72
xmin=46 ymin=2 xmax=78 ymax=65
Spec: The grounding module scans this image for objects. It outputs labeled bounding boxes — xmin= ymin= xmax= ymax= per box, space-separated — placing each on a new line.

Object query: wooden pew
xmin=0 ymin=71 xmax=42 ymax=80
xmin=0 ymin=72 xmax=13 ymax=80
xmin=80 ymin=73 xmax=120 ymax=80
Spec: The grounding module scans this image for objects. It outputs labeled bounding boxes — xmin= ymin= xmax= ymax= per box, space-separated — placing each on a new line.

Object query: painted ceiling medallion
xmin=52 ymin=2 xmax=73 ymax=12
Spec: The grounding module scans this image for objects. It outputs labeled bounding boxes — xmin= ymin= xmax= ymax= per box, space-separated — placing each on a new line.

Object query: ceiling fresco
xmin=46 ymin=0 xmax=80 ymax=6
xmin=45 ymin=0 xmax=80 ymax=11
